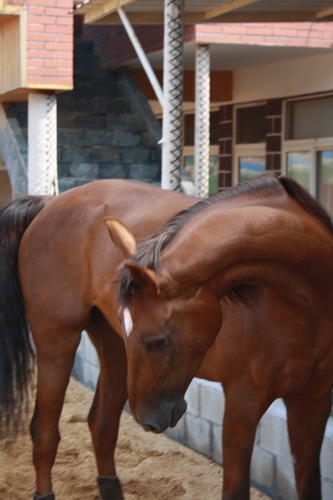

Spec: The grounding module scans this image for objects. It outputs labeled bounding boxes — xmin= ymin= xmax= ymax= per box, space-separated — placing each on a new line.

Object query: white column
xmin=194 ymin=44 xmax=210 ymax=198
xmin=28 ymin=93 xmax=58 ymax=195
xmin=161 ymin=0 xmax=184 ymax=191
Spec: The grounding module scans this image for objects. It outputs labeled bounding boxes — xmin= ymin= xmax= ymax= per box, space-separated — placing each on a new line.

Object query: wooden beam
xmin=84 ymin=0 xmax=135 ymax=24
xmin=129 ymin=68 xmax=232 ymax=103
xmin=315 ymin=5 xmax=333 ymax=20
xmin=0 ymin=15 xmax=23 ymax=95
xmin=0 ymin=4 xmax=24 ymax=19
xmin=88 ymin=10 xmax=316 ymax=25
xmin=206 ymin=11 xmax=316 ymax=22
xmin=204 ymin=0 xmax=261 ymax=20
xmin=86 ymin=12 xmax=167 ymax=24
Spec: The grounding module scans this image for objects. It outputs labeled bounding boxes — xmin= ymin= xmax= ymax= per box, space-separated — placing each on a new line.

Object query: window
xmin=286 ymin=96 xmax=333 ymax=140
xmin=236 ymin=105 xmax=266 ymax=144
xmin=239 ymin=156 xmax=266 ymax=183
xmin=284 ymin=95 xmax=333 ymax=217
xmin=181 ymin=151 xmax=219 ymax=196
xmin=317 ymin=150 xmax=333 ymax=215
xmin=234 ymin=104 xmax=267 ymax=184
xmin=286 ymin=151 xmax=311 ymax=191
xmin=184 ymin=111 xmax=220 ymax=147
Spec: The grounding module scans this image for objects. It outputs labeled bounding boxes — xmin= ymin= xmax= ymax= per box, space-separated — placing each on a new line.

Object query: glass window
xmin=286 ymin=151 xmax=311 ymax=191
xmin=239 ymin=156 xmax=265 ymax=183
xmin=317 ymin=150 xmax=333 ymax=216
xmin=236 ymin=105 xmax=266 ymax=144
xmin=181 ymin=156 xmax=219 ymax=196
xmin=286 ymin=96 xmax=333 ymax=140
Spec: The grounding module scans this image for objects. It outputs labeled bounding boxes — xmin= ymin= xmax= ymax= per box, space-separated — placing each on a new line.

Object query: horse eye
xmin=146 ymin=337 xmax=168 ymax=352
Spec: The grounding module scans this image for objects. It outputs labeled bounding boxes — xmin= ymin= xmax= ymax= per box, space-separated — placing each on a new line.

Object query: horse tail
xmin=0 ymin=195 xmax=49 ymax=436
xmin=279 ymin=175 xmax=333 ymax=233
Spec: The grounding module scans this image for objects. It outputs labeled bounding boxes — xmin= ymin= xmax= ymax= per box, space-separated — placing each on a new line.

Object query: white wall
xmin=233 ymin=51 xmax=333 ymax=103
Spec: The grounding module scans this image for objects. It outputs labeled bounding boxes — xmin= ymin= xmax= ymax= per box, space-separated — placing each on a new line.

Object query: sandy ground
xmin=0 ymin=377 xmax=271 ymax=499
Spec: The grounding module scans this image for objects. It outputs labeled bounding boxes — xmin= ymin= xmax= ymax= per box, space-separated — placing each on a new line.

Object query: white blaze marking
xmin=123 ymin=307 xmax=133 ymax=337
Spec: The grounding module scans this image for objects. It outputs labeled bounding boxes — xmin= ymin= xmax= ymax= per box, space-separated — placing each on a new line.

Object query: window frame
xmin=282 ymin=94 xmax=333 ymax=200
xmin=233 ymin=143 xmax=266 ymax=185
xmin=282 ymin=138 xmax=333 ymax=198
xmin=233 ymin=102 xmax=267 ymax=185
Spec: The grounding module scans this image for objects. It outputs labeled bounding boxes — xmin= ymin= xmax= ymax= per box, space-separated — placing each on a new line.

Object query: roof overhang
xmin=73 ymin=0 xmax=333 ymax=25
xmin=128 ymin=41 xmax=333 ymax=72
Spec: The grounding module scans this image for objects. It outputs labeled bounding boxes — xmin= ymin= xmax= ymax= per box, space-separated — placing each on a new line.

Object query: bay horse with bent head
xmin=0 ymin=174 xmax=332 ymax=499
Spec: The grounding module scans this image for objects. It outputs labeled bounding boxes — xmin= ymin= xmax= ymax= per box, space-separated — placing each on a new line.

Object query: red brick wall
xmin=194 ymin=22 xmax=333 ymax=48
xmin=81 ymin=23 xmax=196 ymax=69
xmin=81 ymin=21 xmax=333 ymax=70
xmin=5 ymin=0 xmax=74 ymax=89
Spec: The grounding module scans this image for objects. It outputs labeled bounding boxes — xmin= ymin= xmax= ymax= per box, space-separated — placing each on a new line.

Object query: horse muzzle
xmin=138 ymin=396 xmax=187 ymax=433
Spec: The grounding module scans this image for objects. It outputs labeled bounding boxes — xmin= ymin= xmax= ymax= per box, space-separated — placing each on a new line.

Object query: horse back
xmin=18 ymin=180 xmax=196 ymax=331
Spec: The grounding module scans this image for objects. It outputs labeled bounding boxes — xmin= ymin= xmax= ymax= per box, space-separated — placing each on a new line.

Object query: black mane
xmin=118 ymin=173 xmax=333 ymax=305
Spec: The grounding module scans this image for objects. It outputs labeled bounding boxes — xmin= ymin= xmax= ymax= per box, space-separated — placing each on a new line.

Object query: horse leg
xmin=87 ymin=313 xmax=127 ymax=500
xmin=30 ymin=329 xmax=81 ymax=498
xmin=222 ymin=386 xmax=270 ymax=500
xmin=284 ymin=391 xmax=332 ymax=500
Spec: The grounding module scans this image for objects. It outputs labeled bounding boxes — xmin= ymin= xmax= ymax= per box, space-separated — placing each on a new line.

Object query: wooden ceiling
xmin=73 ymin=0 xmax=333 ymax=25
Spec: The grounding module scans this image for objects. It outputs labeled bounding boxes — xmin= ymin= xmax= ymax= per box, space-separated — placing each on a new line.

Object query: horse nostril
xmin=143 ymin=423 xmax=157 ymax=432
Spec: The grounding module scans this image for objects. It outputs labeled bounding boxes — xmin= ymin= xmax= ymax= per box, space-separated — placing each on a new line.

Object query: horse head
xmin=104 ymin=181 xmax=333 ymax=436
xmin=105 ymin=217 xmax=222 ymax=433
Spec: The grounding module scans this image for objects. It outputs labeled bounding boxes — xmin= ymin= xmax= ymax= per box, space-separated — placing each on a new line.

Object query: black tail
xmin=0 ymin=195 xmax=49 ymax=436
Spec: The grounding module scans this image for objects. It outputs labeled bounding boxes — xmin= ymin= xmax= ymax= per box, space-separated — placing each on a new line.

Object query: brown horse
xmin=109 ymin=174 xmax=333 ymax=500
xmin=0 ymin=174 xmax=332 ymax=500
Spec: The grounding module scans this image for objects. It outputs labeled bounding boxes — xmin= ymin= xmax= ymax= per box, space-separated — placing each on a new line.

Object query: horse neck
xmin=159 ymin=203 xmax=333 ymax=296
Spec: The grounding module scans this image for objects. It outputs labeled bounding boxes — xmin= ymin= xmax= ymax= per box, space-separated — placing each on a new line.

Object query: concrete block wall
xmin=10 ymin=39 xmax=162 ymax=192
xmin=73 ymin=332 xmax=333 ymax=500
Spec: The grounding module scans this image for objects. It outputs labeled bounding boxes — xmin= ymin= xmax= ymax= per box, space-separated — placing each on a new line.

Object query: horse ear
xmin=124 ymin=261 xmax=160 ymax=295
xmin=104 ymin=217 xmax=137 ymax=258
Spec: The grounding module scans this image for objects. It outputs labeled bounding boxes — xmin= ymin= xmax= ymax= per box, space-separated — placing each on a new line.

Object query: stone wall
xmin=10 ymin=38 xmax=162 ymax=192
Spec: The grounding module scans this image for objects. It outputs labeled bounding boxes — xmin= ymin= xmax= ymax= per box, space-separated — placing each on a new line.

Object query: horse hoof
xmin=97 ymin=475 xmax=124 ymax=500
xmin=32 ymin=493 xmax=55 ymax=500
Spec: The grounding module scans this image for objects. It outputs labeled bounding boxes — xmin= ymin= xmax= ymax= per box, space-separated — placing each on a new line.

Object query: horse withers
xmin=109 ymin=174 xmax=333 ymax=500
xmin=0 ymin=174 xmax=332 ymax=499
